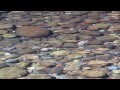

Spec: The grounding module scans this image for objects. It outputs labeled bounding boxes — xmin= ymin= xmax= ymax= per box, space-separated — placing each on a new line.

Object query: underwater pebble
xmin=5 ymin=58 xmax=19 ymax=63
xmin=41 ymin=48 xmax=50 ymax=52
xmin=108 ymin=65 xmax=120 ymax=70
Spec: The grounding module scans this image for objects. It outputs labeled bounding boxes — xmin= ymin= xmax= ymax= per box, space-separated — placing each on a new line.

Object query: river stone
xmin=96 ymin=35 xmax=118 ymax=42
xmin=87 ymin=23 xmax=109 ymax=31
xmin=108 ymin=24 xmax=120 ymax=32
xmin=3 ymin=34 xmax=16 ymax=38
xmin=82 ymin=69 xmax=107 ymax=78
xmin=16 ymin=48 xmax=36 ymax=55
xmin=96 ymin=54 xmax=113 ymax=60
xmin=14 ymin=61 xmax=32 ymax=68
xmin=19 ymin=54 xmax=39 ymax=60
xmin=84 ymin=31 xmax=104 ymax=36
xmin=0 ymin=62 xmax=9 ymax=69
xmin=18 ymin=74 xmax=52 ymax=79
xmin=88 ymin=40 xmax=104 ymax=45
xmin=68 ymin=54 xmax=83 ymax=60
xmin=0 ymin=23 xmax=13 ymax=29
xmin=103 ymin=42 xmax=116 ymax=49
xmin=87 ymin=60 xmax=109 ymax=67
xmin=5 ymin=58 xmax=20 ymax=63
xmin=51 ymin=50 xmax=70 ymax=56
xmin=16 ymin=26 xmax=51 ymax=38
xmin=0 ymin=30 xmax=8 ymax=34
xmin=0 ymin=38 xmax=22 ymax=46
xmin=64 ymin=60 xmax=80 ymax=71
xmin=62 ymin=43 xmax=77 ymax=48
xmin=0 ymin=67 xmax=28 ymax=79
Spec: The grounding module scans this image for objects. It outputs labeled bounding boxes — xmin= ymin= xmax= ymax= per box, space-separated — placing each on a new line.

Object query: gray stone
xmin=0 ymin=67 xmax=28 ymax=79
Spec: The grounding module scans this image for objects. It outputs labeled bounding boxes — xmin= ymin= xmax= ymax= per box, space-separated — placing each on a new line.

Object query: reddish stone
xmin=16 ymin=26 xmax=50 ymax=38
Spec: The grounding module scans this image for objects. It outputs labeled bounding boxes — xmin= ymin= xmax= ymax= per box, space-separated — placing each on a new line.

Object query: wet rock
xmin=96 ymin=34 xmax=118 ymax=42
xmin=16 ymin=26 xmax=51 ymax=38
xmin=0 ymin=62 xmax=9 ymax=69
xmin=3 ymin=34 xmax=16 ymax=38
xmin=0 ymin=67 xmax=28 ymax=79
xmin=19 ymin=54 xmax=39 ymax=60
xmin=51 ymin=50 xmax=70 ymax=56
xmin=62 ymin=43 xmax=77 ymax=48
xmin=5 ymin=58 xmax=20 ymax=63
xmin=40 ymin=55 xmax=53 ymax=60
xmin=75 ymin=50 xmax=91 ymax=55
xmin=104 ymin=42 xmax=116 ymax=49
xmin=87 ymin=60 xmax=110 ymax=67
xmin=41 ymin=48 xmax=50 ymax=52
xmin=108 ymin=25 xmax=120 ymax=33
xmin=84 ymin=31 xmax=104 ymax=36
xmin=0 ymin=53 xmax=19 ymax=61
xmin=113 ymin=40 xmax=120 ymax=46
xmin=0 ymin=30 xmax=8 ymax=34
xmin=0 ymin=23 xmax=13 ymax=29
xmin=57 ymin=28 xmax=78 ymax=34
xmin=87 ymin=23 xmax=109 ymax=31
xmin=112 ymin=70 xmax=120 ymax=74
xmin=108 ymin=65 xmax=120 ymax=70
xmin=88 ymin=40 xmax=104 ymax=45
xmin=18 ymin=74 xmax=52 ymax=79
xmin=14 ymin=60 xmax=32 ymax=68
xmin=63 ymin=60 xmax=81 ymax=71
xmin=0 ymin=38 xmax=22 ymax=46
xmin=82 ymin=69 xmax=107 ymax=78
xmin=68 ymin=54 xmax=83 ymax=60
xmin=96 ymin=54 xmax=113 ymax=60
xmin=37 ymin=67 xmax=63 ymax=74
xmin=16 ymin=48 xmax=36 ymax=55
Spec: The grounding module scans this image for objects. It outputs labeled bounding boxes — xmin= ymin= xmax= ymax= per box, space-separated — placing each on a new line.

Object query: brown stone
xmin=16 ymin=26 xmax=51 ymax=38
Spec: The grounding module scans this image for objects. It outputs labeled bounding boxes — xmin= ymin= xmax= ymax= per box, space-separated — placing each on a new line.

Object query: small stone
xmin=15 ymin=61 xmax=32 ymax=68
xmin=75 ymin=50 xmax=91 ymax=55
xmin=3 ymin=34 xmax=16 ymax=38
xmin=82 ymin=69 xmax=107 ymax=78
xmin=88 ymin=23 xmax=109 ymax=30
xmin=77 ymin=40 xmax=89 ymax=46
xmin=62 ymin=43 xmax=77 ymax=48
xmin=0 ymin=38 xmax=22 ymax=46
xmin=16 ymin=26 xmax=51 ymax=38
xmin=108 ymin=65 xmax=120 ymax=70
xmin=0 ymin=23 xmax=13 ymax=29
xmin=27 ymin=67 xmax=36 ymax=73
xmin=96 ymin=54 xmax=113 ymax=60
xmin=84 ymin=31 xmax=104 ymax=36
xmin=88 ymin=40 xmax=104 ymax=45
xmin=51 ymin=50 xmax=70 ymax=56
xmin=113 ymin=40 xmax=120 ymax=46
xmin=0 ymin=67 xmax=28 ymax=79
xmin=0 ymin=30 xmax=8 ymax=34
xmin=82 ymin=67 xmax=92 ymax=70
xmin=0 ymin=54 xmax=19 ymax=61
xmin=64 ymin=60 xmax=80 ymax=71
xmin=19 ymin=54 xmax=39 ymax=60
xmin=5 ymin=58 xmax=20 ymax=63
xmin=96 ymin=48 xmax=109 ymax=52
xmin=0 ymin=62 xmax=9 ymax=69
xmin=108 ymin=25 xmax=120 ymax=32
xmin=40 ymin=55 xmax=53 ymax=60
xmin=96 ymin=34 xmax=118 ymax=42
xmin=18 ymin=74 xmax=52 ymax=79
xmin=17 ymin=48 xmax=36 ymax=55
xmin=68 ymin=54 xmax=83 ymax=60
xmin=41 ymin=48 xmax=50 ymax=52
xmin=112 ymin=70 xmax=120 ymax=74
xmin=87 ymin=60 xmax=109 ymax=67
